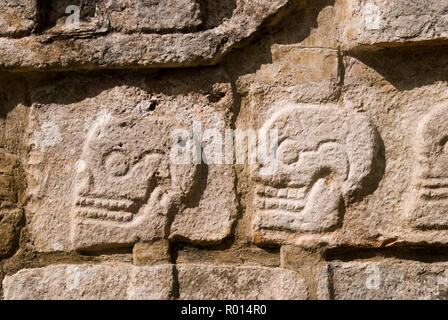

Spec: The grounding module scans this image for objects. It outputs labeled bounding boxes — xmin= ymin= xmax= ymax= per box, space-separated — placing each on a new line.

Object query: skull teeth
xmin=256 ymin=197 xmax=305 ymax=211
xmin=76 ymin=208 xmax=133 ymax=222
xmin=255 ymin=185 xmax=306 ymax=200
xmin=76 ymin=197 xmax=135 ymax=211
xmin=419 ymin=187 xmax=448 ymax=199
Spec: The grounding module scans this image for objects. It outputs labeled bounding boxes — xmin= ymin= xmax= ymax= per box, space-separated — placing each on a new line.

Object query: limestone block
xmin=3 ymin=263 xmax=173 ymax=300
xmin=0 ymin=0 xmax=292 ymax=70
xmin=343 ymin=0 xmax=448 ymax=50
xmin=24 ymin=72 xmax=236 ymax=252
xmin=133 ymin=240 xmax=171 ymax=266
xmin=0 ymin=0 xmax=36 ymax=37
xmin=252 ymin=103 xmax=380 ymax=245
xmin=0 ymin=150 xmax=24 ymax=258
xmin=408 ymin=103 xmax=448 ymax=229
xmin=177 ymin=264 xmax=309 ymax=299
xmin=330 ymin=259 xmax=448 ymax=300
xmin=107 ymin=0 xmax=203 ymax=33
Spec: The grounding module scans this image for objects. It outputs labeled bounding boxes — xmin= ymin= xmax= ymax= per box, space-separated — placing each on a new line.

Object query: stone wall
xmin=1 ymin=0 xmax=448 ymax=300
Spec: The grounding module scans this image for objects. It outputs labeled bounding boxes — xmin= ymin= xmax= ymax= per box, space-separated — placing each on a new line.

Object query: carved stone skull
xmin=253 ymin=104 xmax=378 ymax=236
xmin=410 ymin=103 xmax=448 ymax=228
xmin=71 ymin=112 xmax=198 ymax=250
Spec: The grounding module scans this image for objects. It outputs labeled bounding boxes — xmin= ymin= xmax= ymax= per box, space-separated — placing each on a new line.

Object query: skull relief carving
xmin=410 ymin=103 xmax=448 ymax=228
xmin=253 ymin=104 xmax=379 ymax=237
xmin=71 ymin=113 xmax=198 ymax=250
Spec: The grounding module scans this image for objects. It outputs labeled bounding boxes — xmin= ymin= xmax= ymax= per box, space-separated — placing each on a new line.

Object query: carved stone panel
xmin=0 ymin=149 xmax=24 ymax=257
xmin=252 ymin=104 xmax=379 ymax=244
xmin=409 ymin=103 xmax=448 ymax=229
xmin=71 ymin=114 xmax=198 ymax=249
xmin=24 ymin=72 xmax=237 ymax=252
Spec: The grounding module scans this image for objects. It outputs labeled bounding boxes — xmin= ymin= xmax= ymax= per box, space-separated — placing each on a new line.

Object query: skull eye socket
xmin=278 ymin=141 xmax=299 ymax=165
xmin=104 ymin=151 xmax=130 ymax=177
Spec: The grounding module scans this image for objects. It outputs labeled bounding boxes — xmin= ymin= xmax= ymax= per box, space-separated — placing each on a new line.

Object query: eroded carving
xmin=253 ymin=104 xmax=379 ymax=238
xmin=71 ymin=112 xmax=198 ymax=250
xmin=0 ymin=148 xmax=24 ymax=257
xmin=409 ymin=103 xmax=448 ymax=229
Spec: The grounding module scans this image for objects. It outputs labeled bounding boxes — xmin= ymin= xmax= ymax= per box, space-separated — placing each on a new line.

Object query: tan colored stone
xmin=280 ymin=245 xmax=329 ymax=299
xmin=342 ymin=0 xmax=448 ymax=50
xmin=408 ymin=102 xmax=448 ymax=229
xmin=330 ymin=259 xmax=448 ymax=300
xmin=133 ymin=240 xmax=171 ymax=266
xmin=0 ymin=0 xmax=292 ymax=70
xmin=0 ymin=150 xmax=24 ymax=258
xmin=3 ymin=263 xmax=174 ymax=300
xmin=177 ymin=264 xmax=309 ymax=299
xmin=0 ymin=0 xmax=36 ymax=37
xmin=23 ymin=71 xmax=236 ymax=252
xmin=252 ymin=103 xmax=380 ymax=245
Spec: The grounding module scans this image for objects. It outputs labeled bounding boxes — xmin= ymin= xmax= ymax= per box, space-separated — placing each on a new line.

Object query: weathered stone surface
xmin=342 ymin=0 xmax=448 ymax=50
xmin=0 ymin=0 xmax=292 ymax=70
xmin=330 ymin=259 xmax=448 ymax=300
xmin=0 ymin=150 xmax=24 ymax=258
xmin=408 ymin=103 xmax=448 ymax=229
xmin=2 ymin=0 xmax=448 ymax=301
xmin=3 ymin=263 xmax=173 ymax=300
xmin=177 ymin=264 xmax=309 ymax=299
xmin=107 ymin=0 xmax=203 ymax=33
xmin=133 ymin=240 xmax=171 ymax=266
xmin=0 ymin=0 xmax=36 ymax=37
xmin=252 ymin=103 xmax=380 ymax=245
xmin=23 ymin=71 xmax=236 ymax=252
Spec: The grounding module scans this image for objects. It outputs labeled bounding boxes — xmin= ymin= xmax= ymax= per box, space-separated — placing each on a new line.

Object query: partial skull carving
xmin=253 ymin=104 xmax=379 ymax=237
xmin=0 ymin=149 xmax=24 ymax=257
xmin=71 ymin=113 xmax=198 ymax=250
xmin=409 ymin=103 xmax=448 ymax=228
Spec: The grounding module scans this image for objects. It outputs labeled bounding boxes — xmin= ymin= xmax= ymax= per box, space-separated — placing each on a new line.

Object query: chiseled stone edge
xmin=2 ymin=263 xmax=174 ymax=300
xmin=0 ymin=0 xmax=290 ymax=71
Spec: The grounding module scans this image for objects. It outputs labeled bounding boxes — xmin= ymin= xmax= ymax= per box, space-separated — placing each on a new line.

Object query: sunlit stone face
xmin=253 ymin=104 xmax=378 ymax=235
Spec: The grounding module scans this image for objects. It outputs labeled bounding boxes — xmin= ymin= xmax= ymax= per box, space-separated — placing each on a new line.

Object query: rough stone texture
xmin=3 ymin=263 xmax=174 ymax=300
xmin=330 ymin=259 xmax=448 ymax=300
xmin=342 ymin=0 xmax=448 ymax=50
xmin=0 ymin=0 xmax=36 ymax=38
xmin=2 ymin=0 xmax=448 ymax=300
xmin=133 ymin=240 xmax=171 ymax=266
xmin=22 ymin=71 xmax=237 ymax=252
xmin=0 ymin=150 xmax=24 ymax=258
xmin=0 ymin=0 xmax=294 ymax=70
xmin=252 ymin=103 xmax=380 ymax=245
xmin=177 ymin=264 xmax=309 ymax=299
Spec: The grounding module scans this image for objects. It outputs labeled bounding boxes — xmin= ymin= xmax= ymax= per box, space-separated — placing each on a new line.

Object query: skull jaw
xmin=255 ymin=178 xmax=343 ymax=234
xmin=70 ymin=187 xmax=176 ymax=251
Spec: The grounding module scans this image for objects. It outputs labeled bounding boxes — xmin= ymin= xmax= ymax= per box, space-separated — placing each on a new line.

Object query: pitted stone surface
xmin=342 ymin=0 xmax=448 ymax=50
xmin=408 ymin=103 xmax=448 ymax=229
xmin=0 ymin=0 xmax=292 ymax=70
xmin=252 ymin=103 xmax=379 ymax=244
xmin=330 ymin=259 xmax=448 ymax=300
xmin=23 ymin=72 xmax=237 ymax=252
xmin=2 ymin=263 xmax=174 ymax=300
xmin=177 ymin=264 xmax=309 ymax=300
xmin=2 ymin=0 xmax=448 ymax=301
xmin=0 ymin=0 xmax=36 ymax=37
